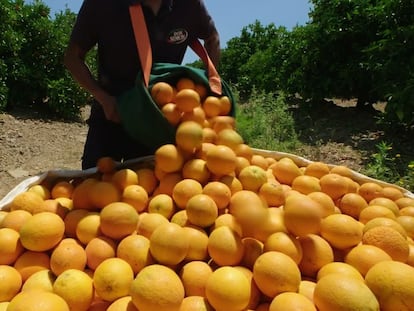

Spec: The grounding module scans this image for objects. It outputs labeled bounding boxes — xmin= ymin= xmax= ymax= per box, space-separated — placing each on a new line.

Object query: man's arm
xmin=64 ymin=42 xmax=120 ymax=122
xmin=203 ymin=29 xmax=220 ymax=68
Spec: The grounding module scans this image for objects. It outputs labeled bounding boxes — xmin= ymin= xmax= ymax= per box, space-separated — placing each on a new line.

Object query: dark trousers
xmin=81 ymin=102 xmax=152 ymax=169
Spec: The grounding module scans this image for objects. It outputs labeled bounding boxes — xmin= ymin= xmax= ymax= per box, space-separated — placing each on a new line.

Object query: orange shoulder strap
xmin=128 ymin=3 xmax=222 ymax=95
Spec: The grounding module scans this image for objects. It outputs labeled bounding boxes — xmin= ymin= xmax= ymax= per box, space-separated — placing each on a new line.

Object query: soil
xmin=1 ymin=100 xmax=412 ymax=199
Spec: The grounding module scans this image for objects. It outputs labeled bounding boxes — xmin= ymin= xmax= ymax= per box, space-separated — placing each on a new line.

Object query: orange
xmin=0 ymin=265 xmax=22 ymax=302
xmin=359 ymin=204 xmax=397 ymax=224
xmin=194 ymin=83 xmax=208 ymax=100
xmin=7 ymin=290 xmax=70 ymax=311
xmin=234 ymin=143 xmax=254 ymax=161
xmin=182 ymin=158 xmax=210 ymax=184
xmin=122 ymin=184 xmax=149 ymax=212
xmin=0 ymin=228 xmax=24 ymax=265
xmin=240 ymin=237 xmax=264 ymax=270
xmin=9 ymin=191 xmax=44 ymax=214
xmin=212 ymin=213 xmax=243 ymax=237
xmin=136 ymin=212 xmax=169 ymax=238
xmin=208 ymin=225 xmax=244 ymax=266
xmin=148 ymin=193 xmax=176 ymax=219
xmin=100 ymin=202 xmax=139 ymax=240
xmin=205 ymin=144 xmax=237 ymax=176
xmin=14 ymin=250 xmax=50 ymax=282
xmin=202 ymin=181 xmax=231 ymax=210
xmin=155 ymin=172 xmax=182 ymax=196
xmin=307 ymin=191 xmax=336 ymax=217
xmin=258 ymin=181 xmax=285 ymax=207
xmin=400 ymin=206 xmax=414 ymax=216
xmin=179 ymin=260 xmax=213 ymax=297
xmin=50 ymin=238 xmax=87 ymax=275
xmin=269 ymin=292 xmax=317 ymax=311
xmin=97 ymin=156 xmax=116 ymax=174
xmin=51 ymin=180 xmax=74 ymax=199
xmin=107 ymin=296 xmax=138 ymax=311
xmin=233 ymin=266 xmax=261 ymax=310
xmin=205 ymin=266 xmax=251 ymax=311
xmin=41 ymin=199 xmax=70 ymax=218
xmin=344 ymin=244 xmax=393 ymax=276
xmin=338 ymin=192 xmax=368 ymax=219
xmin=76 ymin=212 xmax=102 ymax=245
xmin=218 ymin=95 xmax=232 ymax=115
xmin=304 ymin=161 xmax=330 ymax=178
xmin=130 ymin=264 xmax=185 ymax=311
xmin=238 ymin=165 xmax=267 ymax=192
xmin=320 ymin=214 xmax=363 ymax=249
xmin=151 ymin=81 xmax=174 ymax=107
xmin=111 ymin=168 xmax=139 ymax=191
xmin=27 ymin=184 xmax=51 ymax=200
xmin=291 ymin=175 xmax=321 ymax=195
xmin=155 ymin=144 xmax=184 ymax=173
xmin=228 ymin=190 xmax=268 ymax=229
xmin=362 ymin=225 xmax=409 ymax=262
xmin=395 ymin=197 xmax=414 ymax=209
xmin=116 ymin=234 xmax=154 ymax=274
xmin=172 ymin=178 xmax=203 ymax=209
xmin=175 ymin=88 xmax=201 ymax=112
xmin=183 ymin=226 xmax=209 ymax=261
xmin=0 ymin=209 xmax=32 ymax=232
xmin=149 ymin=222 xmax=189 ymax=265
xmin=89 ymin=181 xmax=121 ymax=209
xmin=365 ymin=261 xmax=414 ymax=311
xmin=181 ymin=106 xmax=206 ymax=126
xmin=316 ymin=262 xmax=364 ymax=282
xmin=235 ymin=156 xmax=250 ymax=175
xmin=219 ymin=174 xmax=243 ymax=194
xmin=175 ymin=120 xmax=204 ymax=153
xmin=283 ymin=193 xmax=323 ymax=237
xmin=162 ymin=103 xmax=182 ymax=126
xmin=369 ymin=197 xmax=399 ymax=216
xmin=135 ymin=167 xmax=158 ymax=195
xmin=202 ymin=127 xmax=217 ymax=143
xmin=271 ymin=157 xmax=303 ymax=185
xmin=71 ymin=178 xmax=98 ymax=210
xmin=85 ymin=236 xmax=117 ymax=270
xmin=21 ymin=269 xmax=56 ymax=292
xmin=313 ymin=274 xmax=379 ymax=311
xmin=363 ymin=217 xmax=407 ymax=238
xmin=19 ymin=211 xmax=64 ymax=252
xmin=397 ymin=215 xmax=414 ymax=239
xmin=380 ymin=186 xmax=404 ymax=201
xmin=63 ymin=208 xmax=89 ymax=238
xmin=215 ymin=128 xmax=244 ymax=150
xmin=53 ymin=269 xmax=94 ymax=311
xmin=358 ymin=182 xmax=383 ymax=202
xmin=176 ymin=77 xmax=195 ymax=90
xmin=186 ymin=194 xmax=218 ymax=228
xmin=250 ymin=154 xmax=269 ymax=170
xmin=253 ymin=251 xmax=301 ymax=297
xmin=298 ymin=233 xmax=334 ymax=278
xmin=202 ymin=95 xmax=221 ymax=117
xmin=251 ymin=207 xmax=287 ymax=242
xmin=93 ymin=257 xmax=134 ymax=302
xmin=210 ymin=115 xmax=236 ymax=132
xmin=298 ymin=280 xmax=316 ymax=303
xmin=319 ymin=173 xmax=349 ymax=200
xmin=263 ymin=231 xmax=302 ymax=264
xmin=330 ymin=164 xmax=354 ymax=178
xmin=179 ymin=296 xmax=214 ymax=311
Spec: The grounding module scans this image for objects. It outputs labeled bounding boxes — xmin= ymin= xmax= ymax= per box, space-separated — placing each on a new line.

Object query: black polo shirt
xmin=70 ymin=0 xmax=217 ymax=95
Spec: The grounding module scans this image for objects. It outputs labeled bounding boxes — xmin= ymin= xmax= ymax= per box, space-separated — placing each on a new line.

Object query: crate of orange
xmin=1 ymin=82 xmax=414 ymax=310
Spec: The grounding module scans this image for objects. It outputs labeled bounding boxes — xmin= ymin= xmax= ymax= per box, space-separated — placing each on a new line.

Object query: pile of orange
xmin=1 ymin=76 xmax=414 ymax=311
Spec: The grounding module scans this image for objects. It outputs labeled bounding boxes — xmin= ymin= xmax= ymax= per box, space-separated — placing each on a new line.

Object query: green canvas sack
xmin=116 ymin=4 xmax=236 ymax=153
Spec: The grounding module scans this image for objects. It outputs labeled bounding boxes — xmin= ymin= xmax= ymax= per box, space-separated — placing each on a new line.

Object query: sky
xmin=43 ymin=0 xmax=312 ymax=63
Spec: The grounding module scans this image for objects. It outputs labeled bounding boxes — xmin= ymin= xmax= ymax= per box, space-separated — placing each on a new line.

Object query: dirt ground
xmin=0 ymin=101 xmax=411 ymax=199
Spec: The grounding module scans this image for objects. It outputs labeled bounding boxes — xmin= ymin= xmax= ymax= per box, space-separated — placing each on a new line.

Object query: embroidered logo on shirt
xmin=167 ymin=29 xmax=188 ymax=44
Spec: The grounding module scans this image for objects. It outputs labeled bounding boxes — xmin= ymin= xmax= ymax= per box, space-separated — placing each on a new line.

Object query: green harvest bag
xmin=116 ymin=3 xmax=236 ymax=153
xmin=117 ymin=62 xmax=236 ymax=153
